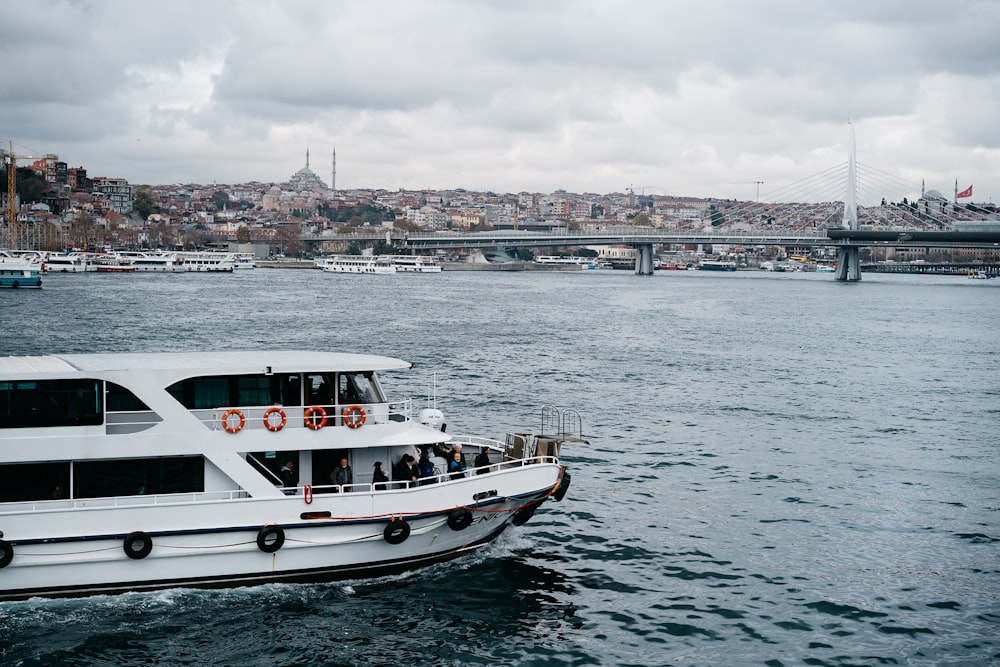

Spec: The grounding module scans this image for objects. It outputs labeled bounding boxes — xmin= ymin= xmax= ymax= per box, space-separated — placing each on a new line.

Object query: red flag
xmin=956 ymin=185 xmax=973 ymax=198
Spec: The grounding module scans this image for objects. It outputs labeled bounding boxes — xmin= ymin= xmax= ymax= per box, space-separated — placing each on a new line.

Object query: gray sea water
xmin=0 ymin=268 xmax=998 ymax=666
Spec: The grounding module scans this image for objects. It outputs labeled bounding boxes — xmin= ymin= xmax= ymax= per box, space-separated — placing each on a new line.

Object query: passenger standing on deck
xmin=393 ymin=454 xmax=418 ymax=488
xmin=279 ymin=460 xmax=297 ymax=494
xmin=448 ymin=451 xmax=467 ymax=481
xmin=331 ymin=457 xmax=353 ymax=491
xmin=474 ymin=447 xmax=492 ymax=474
xmin=372 ymin=461 xmax=389 ymax=490
xmin=418 ymin=448 xmax=436 ymax=485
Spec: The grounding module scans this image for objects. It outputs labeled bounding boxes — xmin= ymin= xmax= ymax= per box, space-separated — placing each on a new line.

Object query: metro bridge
xmin=294 ymin=227 xmax=1000 ymax=277
xmin=299 ymin=124 xmax=1000 ymax=279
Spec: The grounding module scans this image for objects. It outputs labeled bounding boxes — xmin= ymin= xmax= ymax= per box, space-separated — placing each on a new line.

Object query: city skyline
xmin=4 ymin=1 xmax=999 ymax=203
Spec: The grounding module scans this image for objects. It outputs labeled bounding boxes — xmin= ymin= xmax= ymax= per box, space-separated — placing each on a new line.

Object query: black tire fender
xmin=0 ymin=539 xmax=13 ymax=568
xmin=123 ymin=531 xmax=153 ymax=560
xmin=553 ymin=470 xmax=571 ymax=502
xmin=447 ymin=508 xmax=474 ymax=531
xmin=383 ymin=519 xmax=410 ymax=544
xmin=256 ymin=525 xmax=285 ymax=553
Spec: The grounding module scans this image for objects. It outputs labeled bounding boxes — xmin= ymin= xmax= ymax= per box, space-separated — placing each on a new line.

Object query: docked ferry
xmin=389 ymin=256 xmax=442 ymax=273
xmin=0 ymin=351 xmax=577 ymax=601
xmin=0 ymin=256 xmax=43 ymax=288
xmin=315 ymin=256 xmax=396 ymax=274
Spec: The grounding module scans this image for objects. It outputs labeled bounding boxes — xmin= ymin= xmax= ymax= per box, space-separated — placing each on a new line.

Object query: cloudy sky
xmin=3 ymin=0 xmax=999 ymax=204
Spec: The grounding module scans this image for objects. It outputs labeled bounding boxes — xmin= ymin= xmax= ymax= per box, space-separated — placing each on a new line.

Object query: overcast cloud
xmin=3 ymin=0 xmax=998 ymax=203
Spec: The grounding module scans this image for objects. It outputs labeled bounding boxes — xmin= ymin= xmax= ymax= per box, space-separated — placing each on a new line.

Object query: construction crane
xmin=731 ymin=180 xmax=764 ymax=201
xmin=4 ymin=140 xmax=48 ymax=250
xmin=626 ymin=185 xmax=657 ymax=208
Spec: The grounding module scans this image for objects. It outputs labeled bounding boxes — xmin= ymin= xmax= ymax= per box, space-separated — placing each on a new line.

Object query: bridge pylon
xmin=835 ymin=246 xmax=861 ymax=281
xmin=834 ymin=121 xmax=862 ymax=282
xmin=634 ymin=244 xmax=655 ymax=275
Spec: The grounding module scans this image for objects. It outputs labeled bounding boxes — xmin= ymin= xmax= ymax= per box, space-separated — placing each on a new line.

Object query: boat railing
xmin=305 ymin=454 xmax=560 ymax=495
xmin=448 ymin=435 xmax=505 ymax=450
xmin=540 ymin=405 xmax=584 ymax=440
xmin=0 ymin=489 xmax=251 ymax=514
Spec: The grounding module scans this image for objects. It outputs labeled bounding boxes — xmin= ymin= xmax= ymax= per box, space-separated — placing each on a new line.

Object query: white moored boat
xmin=388 ymin=256 xmax=442 ymax=273
xmin=315 ymin=255 xmax=396 ymax=274
xmin=118 ymin=252 xmax=184 ymax=272
xmin=44 ymin=253 xmax=97 ymax=273
xmin=0 ymin=351 xmax=578 ymax=601
xmin=177 ymin=252 xmax=236 ymax=272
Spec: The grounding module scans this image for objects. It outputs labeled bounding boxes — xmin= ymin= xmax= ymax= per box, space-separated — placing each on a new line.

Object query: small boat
xmin=233 ymin=253 xmax=257 ymax=270
xmin=388 ymin=256 xmax=442 ymax=273
xmin=316 ymin=255 xmax=397 ymax=274
xmin=0 ymin=350 xmax=579 ymax=601
xmin=94 ymin=255 xmax=136 ymax=273
xmin=0 ymin=256 xmax=43 ymax=288
xmin=968 ymin=269 xmax=994 ymax=279
xmin=815 ymin=265 xmax=836 ymax=273
xmin=698 ymin=260 xmax=737 ymax=271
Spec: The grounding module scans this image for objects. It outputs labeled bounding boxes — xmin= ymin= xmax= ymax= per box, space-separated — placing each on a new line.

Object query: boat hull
xmin=0 ymin=464 xmax=563 ymax=601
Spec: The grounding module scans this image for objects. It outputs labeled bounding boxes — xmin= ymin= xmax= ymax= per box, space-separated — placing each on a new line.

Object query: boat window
xmin=307 ymin=374 xmax=335 ymax=405
xmin=0 ymin=462 xmax=71 ymax=502
xmin=74 ymin=456 xmax=204 ymax=498
xmin=237 ymin=376 xmax=272 ymax=406
xmin=166 ymin=374 xmax=302 ymax=409
xmin=338 ymin=372 xmax=382 ymax=404
xmin=105 ymin=382 xmax=151 ymax=412
xmin=0 ymin=379 xmax=103 ymax=429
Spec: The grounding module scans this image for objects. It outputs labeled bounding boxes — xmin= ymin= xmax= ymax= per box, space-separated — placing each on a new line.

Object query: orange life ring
xmin=262 ymin=406 xmax=286 ymax=432
xmin=343 ymin=405 xmax=366 ymax=428
xmin=304 ymin=406 xmax=328 ymax=430
xmin=221 ymin=408 xmax=245 ymax=433
xmin=303 ymin=484 xmax=313 ymax=505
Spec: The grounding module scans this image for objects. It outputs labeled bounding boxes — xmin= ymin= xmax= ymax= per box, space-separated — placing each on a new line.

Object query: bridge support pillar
xmin=835 ymin=246 xmax=861 ymax=281
xmin=634 ymin=244 xmax=655 ymax=275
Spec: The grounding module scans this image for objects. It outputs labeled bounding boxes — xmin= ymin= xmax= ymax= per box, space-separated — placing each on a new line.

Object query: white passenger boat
xmin=44 ymin=253 xmax=97 ymax=273
xmin=118 ymin=252 xmax=184 ymax=272
xmin=0 ymin=351 xmax=577 ymax=601
xmin=389 ymin=256 xmax=442 ymax=273
xmin=534 ymin=256 xmax=602 ymax=270
xmin=316 ymin=255 xmax=396 ymax=274
xmin=178 ymin=252 xmax=236 ymax=272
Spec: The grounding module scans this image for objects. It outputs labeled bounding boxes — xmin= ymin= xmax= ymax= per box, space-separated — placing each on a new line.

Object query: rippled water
xmin=1 ymin=268 xmax=998 ymax=666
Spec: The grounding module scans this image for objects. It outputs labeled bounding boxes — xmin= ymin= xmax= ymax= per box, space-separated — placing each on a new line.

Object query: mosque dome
xmin=922 ymin=189 xmax=947 ymax=201
xmin=286 ymin=149 xmax=329 ymax=193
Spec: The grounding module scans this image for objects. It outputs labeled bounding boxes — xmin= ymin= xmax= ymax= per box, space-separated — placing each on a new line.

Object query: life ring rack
xmin=221 ymin=408 xmax=245 ymax=433
xmin=262 ymin=407 xmax=287 ymax=432
xmin=304 ymin=406 xmax=328 ymax=430
xmin=343 ymin=405 xmax=366 ymax=429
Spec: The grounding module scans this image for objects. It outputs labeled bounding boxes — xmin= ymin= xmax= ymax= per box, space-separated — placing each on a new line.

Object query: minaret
xmin=306 ymin=148 xmax=310 ymax=169
xmin=332 ymin=147 xmax=337 ymax=193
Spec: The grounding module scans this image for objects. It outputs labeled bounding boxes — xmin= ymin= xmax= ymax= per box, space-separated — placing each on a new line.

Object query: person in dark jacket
xmin=279 ymin=460 xmax=297 ymax=493
xmin=474 ymin=447 xmax=492 ymax=474
xmin=418 ymin=449 xmax=436 ymax=485
xmin=393 ymin=454 xmax=418 ymax=487
xmin=331 ymin=457 xmax=353 ymax=491
xmin=372 ymin=461 xmax=389 ymax=490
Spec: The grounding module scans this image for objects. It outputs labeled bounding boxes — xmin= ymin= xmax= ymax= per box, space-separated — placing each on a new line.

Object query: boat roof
xmin=0 ymin=351 xmax=411 ymax=376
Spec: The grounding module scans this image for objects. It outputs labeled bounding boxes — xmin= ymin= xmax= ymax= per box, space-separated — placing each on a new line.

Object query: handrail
xmin=0 ymin=456 xmax=561 ymax=514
